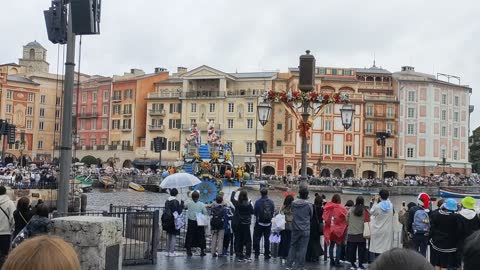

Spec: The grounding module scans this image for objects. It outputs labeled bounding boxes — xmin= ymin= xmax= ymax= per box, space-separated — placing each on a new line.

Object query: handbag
xmin=363 ymin=209 xmax=371 ymax=239
xmin=271 ymin=213 xmax=286 ymax=232
xmin=196 ymin=213 xmax=208 ymax=226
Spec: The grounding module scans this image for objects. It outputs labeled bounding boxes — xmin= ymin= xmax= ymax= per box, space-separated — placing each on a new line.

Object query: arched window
xmin=29 ymin=49 xmax=35 ymax=59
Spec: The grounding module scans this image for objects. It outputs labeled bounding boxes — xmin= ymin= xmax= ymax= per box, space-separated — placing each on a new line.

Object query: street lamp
xmin=256 ymin=102 xmax=271 ymax=179
xmin=340 ymin=104 xmax=355 ymax=130
xmin=261 ymin=50 xmax=350 ymax=186
xmin=257 ymin=101 xmax=272 ymax=126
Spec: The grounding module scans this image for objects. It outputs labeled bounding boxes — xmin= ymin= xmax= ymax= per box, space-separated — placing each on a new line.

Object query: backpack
xmin=210 ymin=204 xmax=225 ymax=230
xmin=412 ymin=208 xmax=430 ymax=234
xmin=258 ymin=200 xmax=273 ymax=224
xmin=161 ymin=201 xmax=174 ymax=230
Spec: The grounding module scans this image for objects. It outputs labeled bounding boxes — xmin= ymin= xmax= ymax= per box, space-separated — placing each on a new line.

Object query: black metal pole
xmin=1 ymin=134 xmax=5 ymax=165
xmin=58 ymin=4 xmax=76 ymax=214
xmin=159 ymin=150 xmax=162 ymax=170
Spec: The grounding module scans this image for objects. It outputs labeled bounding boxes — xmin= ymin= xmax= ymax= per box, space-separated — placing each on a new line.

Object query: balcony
xmin=121 ymin=126 xmax=132 ymax=132
xmin=364 ymin=95 xmax=397 ymax=102
xmin=358 ymin=82 xmax=393 ymax=90
xmin=149 ymin=125 xmax=165 ymax=132
xmin=181 ymin=90 xmax=224 ymax=99
xmin=78 ymin=112 xmax=98 ymax=118
xmin=226 ymin=89 xmax=259 ymax=98
xmin=112 ymin=96 xmax=122 ymax=103
xmin=147 ymin=92 xmax=181 ymax=99
xmin=122 ymin=111 xmax=133 ymax=117
xmin=148 ymin=109 xmax=165 ymax=116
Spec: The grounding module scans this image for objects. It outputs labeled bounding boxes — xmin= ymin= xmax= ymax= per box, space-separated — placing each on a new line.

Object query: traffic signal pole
xmin=58 ymin=4 xmax=76 ymax=214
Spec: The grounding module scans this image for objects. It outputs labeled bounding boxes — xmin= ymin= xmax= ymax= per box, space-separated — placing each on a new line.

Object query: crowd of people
xmin=162 ymin=186 xmax=480 ymax=270
xmin=289 ymin=174 xmax=480 ymax=187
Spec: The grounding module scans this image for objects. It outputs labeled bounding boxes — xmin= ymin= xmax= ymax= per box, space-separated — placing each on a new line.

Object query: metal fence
xmin=64 ymin=208 xmax=159 ymax=265
xmin=0 ymin=180 xmax=58 ymax=189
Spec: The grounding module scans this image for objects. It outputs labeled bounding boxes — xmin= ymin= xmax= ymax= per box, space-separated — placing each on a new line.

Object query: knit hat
xmin=462 ymin=196 xmax=476 ymax=210
xmin=417 ymin=193 xmax=430 ymax=209
xmin=444 ymin=198 xmax=458 ymax=211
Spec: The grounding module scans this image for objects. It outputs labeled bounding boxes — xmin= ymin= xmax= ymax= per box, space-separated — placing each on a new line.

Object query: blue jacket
xmin=254 ymin=195 xmax=275 ymax=225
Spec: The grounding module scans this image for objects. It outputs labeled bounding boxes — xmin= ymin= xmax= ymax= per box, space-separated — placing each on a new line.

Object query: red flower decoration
xmin=293 ymin=91 xmax=300 ymax=99
xmin=334 ymin=94 xmax=340 ymax=103
xmin=310 ymin=92 xmax=318 ymax=101
xmin=280 ymin=92 xmax=288 ymax=102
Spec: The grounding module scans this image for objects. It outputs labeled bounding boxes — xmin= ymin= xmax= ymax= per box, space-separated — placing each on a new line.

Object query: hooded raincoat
xmin=369 ymin=200 xmax=394 ymax=254
xmin=322 ymin=202 xmax=347 ymax=245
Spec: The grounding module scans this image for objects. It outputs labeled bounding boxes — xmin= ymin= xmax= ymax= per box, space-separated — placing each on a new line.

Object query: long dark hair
xmin=283 ymin=195 xmax=294 ymax=207
xmin=332 ymin=194 xmax=341 ymax=204
xmin=238 ymin=190 xmax=248 ymax=203
xmin=353 ymin=196 xmax=365 ymax=217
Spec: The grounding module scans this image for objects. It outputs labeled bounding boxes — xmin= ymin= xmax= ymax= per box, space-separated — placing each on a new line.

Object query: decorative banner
xmin=298 ymin=120 xmax=312 ymax=140
xmin=265 ymin=89 xmax=349 ymax=122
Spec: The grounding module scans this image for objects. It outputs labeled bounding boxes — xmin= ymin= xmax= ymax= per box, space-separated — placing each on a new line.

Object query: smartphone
xmin=402 ymin=201 xmax=406 ymax=207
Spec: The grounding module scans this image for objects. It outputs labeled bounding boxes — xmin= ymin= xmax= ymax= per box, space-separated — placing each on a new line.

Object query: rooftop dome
xmin=25 ymin=40 xmax=46 ymax=50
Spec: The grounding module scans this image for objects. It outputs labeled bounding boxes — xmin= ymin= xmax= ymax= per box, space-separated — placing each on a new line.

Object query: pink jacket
xmin=322 ymin=202 xmax=347 ymax=245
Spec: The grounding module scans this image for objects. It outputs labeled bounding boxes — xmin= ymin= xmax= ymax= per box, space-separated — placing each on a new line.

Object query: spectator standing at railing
xmin=162 ymin=188 xmax=184 ymax=257
xmin=369 ymin=190 xmax=394 ymax=261
xmin=253 ymin=188 xmax=275 ymax=260
xmin=184 ymin=191 xmax=207 ymax=257
xmin=210 ymin=195 xmax=226 ymax=257
xmin=231 ymin=189 xmax=254 ymax=262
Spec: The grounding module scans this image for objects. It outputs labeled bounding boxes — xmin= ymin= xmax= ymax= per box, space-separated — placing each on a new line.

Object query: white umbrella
xmin=160 ymin=173 xmax=201 ymax=189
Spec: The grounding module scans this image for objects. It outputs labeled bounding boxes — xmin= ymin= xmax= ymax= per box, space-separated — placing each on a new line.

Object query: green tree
xmin=469 ymin=126 xmax=480 ymax=173
xmin=81 ymin=155 xmax=98 ymax=167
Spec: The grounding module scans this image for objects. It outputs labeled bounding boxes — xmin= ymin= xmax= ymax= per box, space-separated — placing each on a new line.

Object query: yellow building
xmin=144 ymin=70 xmax=184 ymax=166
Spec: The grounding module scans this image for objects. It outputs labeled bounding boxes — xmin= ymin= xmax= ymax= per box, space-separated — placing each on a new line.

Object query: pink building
xmin=74 ymin=76 xmax=112 ymax=150
xmin=394 ymin=66 xmax=473 ymax=176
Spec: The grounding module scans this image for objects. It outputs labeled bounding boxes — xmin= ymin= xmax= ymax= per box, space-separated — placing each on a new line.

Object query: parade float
xmin=181 ymin=121 xmax=249 ymax=203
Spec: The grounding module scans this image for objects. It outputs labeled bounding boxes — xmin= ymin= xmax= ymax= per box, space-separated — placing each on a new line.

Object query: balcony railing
xmin=182 ymin=90 xmax=224 ymax=99
xmin=149 ymin=125 xmax=165 ymax=131
xmin=226 ymin=89 xmax=259 ymax=97
xmin=121 ymin=126 xmax=132 ymax=132
xmin=112 ymin=96 xmax=122 ymax=102
xmin=148 ymin=109 xmax=165 ymax=116
xmin=122 ymin=111 xmax=133 ymax=116
xmin=364 ymin=95 xmax=397 ymax=102
xmin=359 ymin=82 xmax=393 ymax=90
xmin=78 ymin=112 xmax=98 ymax=118
xmin=148 ymin=92 xmax=181 ymax=99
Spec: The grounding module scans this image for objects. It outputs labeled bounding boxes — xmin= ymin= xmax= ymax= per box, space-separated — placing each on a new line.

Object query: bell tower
xmin=18 ymin=40 xmax=50 ymax=73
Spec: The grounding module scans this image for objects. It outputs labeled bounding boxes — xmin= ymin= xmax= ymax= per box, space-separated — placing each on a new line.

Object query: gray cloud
xmin=1 ymin=0 xmax=479 ymax=130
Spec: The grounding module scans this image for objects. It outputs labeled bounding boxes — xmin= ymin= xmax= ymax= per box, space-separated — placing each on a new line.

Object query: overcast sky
xmin=1 ymin=0 xmax=479 ymax=131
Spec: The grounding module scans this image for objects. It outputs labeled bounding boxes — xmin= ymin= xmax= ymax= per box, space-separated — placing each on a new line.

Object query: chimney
xmin=177 ymin=67 xmax=188 ymax=74
xmin=154 ymin=67 xmax=168 ymax=73
xmin=129 ymin=68 xmax=145 ymax=75
xmin=401 ymin=66 xmax=415 ymax=72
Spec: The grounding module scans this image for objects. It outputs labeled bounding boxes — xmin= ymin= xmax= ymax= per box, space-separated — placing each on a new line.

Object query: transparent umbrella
xmin=160 ymin=173 xmax=201 ymax=189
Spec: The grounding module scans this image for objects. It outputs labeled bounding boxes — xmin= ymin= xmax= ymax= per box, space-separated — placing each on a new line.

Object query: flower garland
xmin=298 ymin=120 xmax=312 ymax=140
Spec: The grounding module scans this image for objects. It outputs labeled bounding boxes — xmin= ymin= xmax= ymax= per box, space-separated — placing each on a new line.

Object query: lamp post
xmin=257 ymin=101 xmax=271 ymax=179
xmin=260 ymin=50 xmax=352 ymax=187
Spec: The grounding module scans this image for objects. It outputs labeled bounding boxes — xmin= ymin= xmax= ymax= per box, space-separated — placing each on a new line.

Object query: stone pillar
xmin=52 ymin=216 xmax=123 ymax=270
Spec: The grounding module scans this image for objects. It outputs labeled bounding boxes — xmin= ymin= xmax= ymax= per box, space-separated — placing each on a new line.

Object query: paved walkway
xmin=124 ymin=253 xmax=353 ymax=270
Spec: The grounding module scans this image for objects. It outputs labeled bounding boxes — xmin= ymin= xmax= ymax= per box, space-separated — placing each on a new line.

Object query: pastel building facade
xmin=394 ymin=66 xmax=472 ymax=176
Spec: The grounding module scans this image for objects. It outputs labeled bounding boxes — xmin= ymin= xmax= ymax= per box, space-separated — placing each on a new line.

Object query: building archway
xmin=333 ymin=169 xmax=342 ymax=178
xmin=122 ymin=159 xmax=133 ymax=168
xmin=362 ymin=170 xmax=376 ymax=179
xmin=29 ymin=48 xmax=35 ymax=59
xmin=286 ymin=165 xmax=292 ymax=174
xmin=263 ymin=166 xmax=275 ymax=175
xmin=298 ymin=167 xmax=314 ymax=176
xmin=320 ymin=169 xmax=330 ymax=177
xmin=384 ymin=171 xmax=398 ymax=179
xmin=344 ymin=169 xmax=354 ymax=178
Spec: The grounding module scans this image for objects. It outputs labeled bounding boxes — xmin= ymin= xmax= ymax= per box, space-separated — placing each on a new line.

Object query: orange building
xmin=0 ymin=64 xmax=40 ymax=163
xmin=109 ymin=68 xmax=169 ymax=155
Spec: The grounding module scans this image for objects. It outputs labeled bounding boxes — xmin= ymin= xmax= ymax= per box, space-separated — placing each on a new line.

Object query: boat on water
xmin=100 ymin=176 xmax=115 ymax=189
xmin=438 ymin=188 xmax=480 ymax=199
xmin=128 ymin=182 xmax=145 ymax=192
xmin=75 ymin=175 xmax=93 ymax=192
xmin=341 ymin=187 xmax=378 ymax=196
